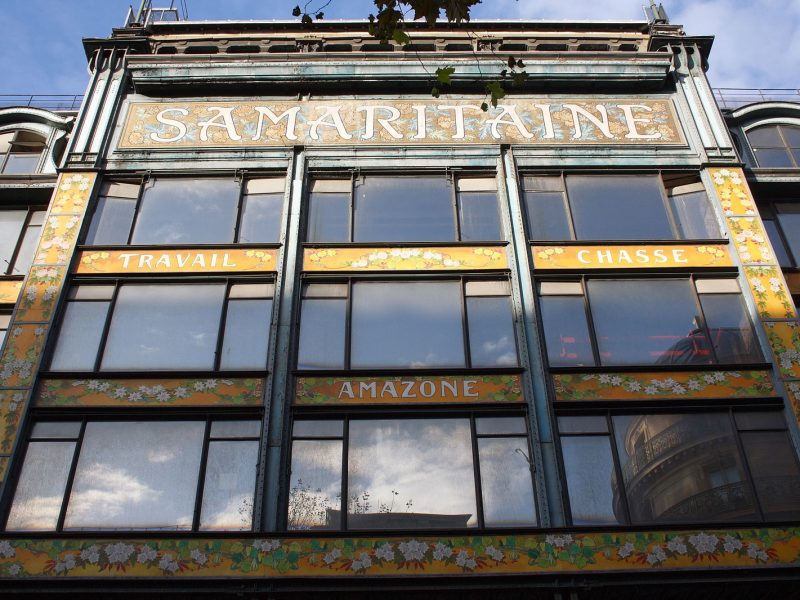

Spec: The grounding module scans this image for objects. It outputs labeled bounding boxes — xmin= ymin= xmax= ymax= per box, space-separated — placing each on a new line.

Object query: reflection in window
xmin=307 ymin=176 xmax=501 ymax=242
xmin=522 ymin=174 xmax=720 ymax=241
xmin=6 ymin=419 xmax=260 ymax=531
xmin=288 ymin=415 xmax=535 ymax=530
xmin=85 ymin=178 xmax=285 ymax=245
xmin=0 ymin=208 xmax=45 ymax=275
xmin=0 ymin=312 xmax=10 ymax=349
xmin=559 ymin=411 xmax=800 ymax=526
xmin=49 ymin=282 xmax=273 ymax=372
xmin=538 ymin=278 xmax=761 ymax=367
xmin=747 ymin=124 xmax=800 ymax=168
xmin=0 ymin=130 xmax=45 ymax=174
xmin=760 ymin=201 xmax=800 ymax=268
xmin=297 ymin=279 xmax=518 ymax=370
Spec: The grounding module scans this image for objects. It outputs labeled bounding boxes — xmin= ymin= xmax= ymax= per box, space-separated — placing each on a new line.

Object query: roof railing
xmin=124 ymin=0 xmax=187 ymax=27
xmin=0 ymin=95 xmax=84 ymax=112
xmin=714 ymin=88 xmax=800 ymax=110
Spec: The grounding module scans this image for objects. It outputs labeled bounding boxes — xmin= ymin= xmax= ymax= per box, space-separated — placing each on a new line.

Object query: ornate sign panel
xmin=532 ymin=244 xmax=732 ymax=269
xmin=118 ymin=98 xmax=684 ymax=149
xmin=75 ymin=249 xmax=278 ymax=274
xmin=303 ymin=246 xmax=507 ymax=272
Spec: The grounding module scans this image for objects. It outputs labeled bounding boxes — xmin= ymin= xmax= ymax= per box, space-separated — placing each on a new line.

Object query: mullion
xmin=92 ymin=282 xmax=121 ymax=372
xmin=340 ymin=417 xmax=350 ymax=530
xmin=348 ymin=174 xmax=356 ymax=243
xmin=55 ymin=420 xmax=87 ymax=532
xmin=124 ymin=177 xmax=147 ymax=245
xmin=579 ymin=277 xmax=602 ymax=367
xmin=5 ymin=207 xmax=34 ymax=275
xmin=728 ymin=409 xmax=767 ymax=522
xmin=452 ymin=177 xmax=462 ymax=241
xmin=232 ymin=178 xmax=245 ymax=243
xmin=460 ymin=277 xmax=471 ymax=368
xmin=657 ymin=171 xmax=682 ymax=240
xmin=469 ymin=414 xmax=486 ymax=528
xmin=690 ymin=275 xmax=719 ymax=364
xmin=605 ymin=413 xmax=633 ymax=526
xmin=213 ymin=280 xmax=233 ymax=370
xmin=344 ymin=279 xmax=353 ymax=369
xmin=191 ymin=418 xmax=213 ymax=531
xmin=561 ymin=173 xmax=578 ymax=240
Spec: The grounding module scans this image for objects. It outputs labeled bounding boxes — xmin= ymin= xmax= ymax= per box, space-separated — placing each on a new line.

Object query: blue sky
xmin=1 ymin=0 xmax=797 ymax=95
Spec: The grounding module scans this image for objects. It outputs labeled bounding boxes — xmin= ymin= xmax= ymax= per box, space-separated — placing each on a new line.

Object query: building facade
xmin=0 ymin=12 xmax=800 ymax=598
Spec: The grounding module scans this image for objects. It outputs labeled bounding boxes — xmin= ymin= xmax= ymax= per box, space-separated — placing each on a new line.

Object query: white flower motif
xmin=80 ymin=545 xmax=100 ymax=564
xmin=63 ymin=553 xmax=77 ymax=570
xmin=128 ymin=391 xmax=143 ymax=402
xmin=432 ymin=543 xmax=453 ymax=561
xmin=666 ymin=537 xmax=687 ymax=554
xmin=323 ymin=548 xmax=342 ymax=565
xmin=769 ymin=277 xmax=783 ymax=292
xmin=687 ymin=380 xmax=701 ymax=391
xmin=688 ymin=533 xmax=718 ymax=554
xmin=113 ymin=387 xmax=128 ymax=398
xmin=722 ymin=535 xmax=743 ymax=553
xmin=253 ymin=539 xmax=281 ymax=553
xmin=0 ymin=541 xmax=16 ymax=558
xmin=646 ymin=546 xmax=667 ymax=565
xmin=610 ymin=376 xmax=622 ymax=386
xmin=626 ymin=381 xmax=642 ymax=392
xmin=190 ymin=548 xmax=207 ymax=565
xmin=398 ymin=540 xmax=427 ymax=561
xmin=671 ymin=384 xmax=686 ymax=395
xmin=545 ymin=535 xmax=571 ymax=548
xmin=617 ymin=542 xmax=635 ymax=558
xmin=454 ymin=550 xmax=476 ymax=569
xmin=173 ymin=386 xmax=189 ymax=398
xmin=105 ymin=542 xmax=135 ymax=564
xmin=156 ymin=391 xmax=171 ymax=402
xmin=485 ymin=545 xmax=504 ymax=561
xmin=13 ymin=327 xmax=22 ymax=336
xmin=644 ymin=386 xmax=658 ymax=395
xmin=7 ymin=564 xmax=20 ymax=575
xmin=598 ymin=374 xmax=612 ymax=384
xmin=745 ymin=543 xmax=768 ymax=561
xmin=158 ymin=553 xmax=179 ymax=573
xmin=351 ymin=552 xmax=372 ymax=571
xmin=375 ymin=543 xmax=394 ymax=561
xmin=137 ymin=546 xmax=158 ymax=563
xmin=194 ymin=382 xmax=206 ymax=391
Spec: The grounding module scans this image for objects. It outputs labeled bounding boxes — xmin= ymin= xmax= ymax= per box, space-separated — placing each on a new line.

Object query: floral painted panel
xmin=295 ymin=374 xmax=523 ymax=405
xmin=764 ymin=321 xmax=800 ymax=379
xmin=51 ymin=173 xmax=96 ymax=213
xmin=709 ymin=168 xmax=757 ymax=217
xmin=745 ymin=266 xmax=797 ymax=320
xmin=0 ymin=281 xmax=22 ymax=304
xmin=36 ymin=378 xmax=265 ymax=407
xmin=75 ymin=248 xmax=277 ymax=275
xmin=304 ymin=246 xmax=507 ymax=272
xmin=0 ymin=390 xmax=26 ymax=454
xmin=0 ymin=528 xmax=798 ymax=578
xmin=553 ymin=371 xmax=775 ymax=401
xmin=0 ymin=324 xmax=47 ymax=387
xmin=532 ymin=244 xmax=731 ymax=270
xmin=35 ymin=214 xmax=83 ymax=266
xmin=726 ymin=217 xmax=774 ymax=265
xmin=118 ymin=99 xmax=683 ymax=149
xmin=13 ymin=266 xmax=66 ymax=322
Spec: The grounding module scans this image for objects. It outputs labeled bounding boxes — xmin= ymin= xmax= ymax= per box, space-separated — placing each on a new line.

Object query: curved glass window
xmin=747 ymin=124 xmax=800 ymax=168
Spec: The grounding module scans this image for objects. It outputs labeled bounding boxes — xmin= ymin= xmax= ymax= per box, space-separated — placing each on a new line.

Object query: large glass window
xmin=760 ymin=201 xmax=800 ymax=268
xmin=288 ymin=415 xmax=536 ymax=530
xmin=0 ymin=207 xmax=46 ymax=275
xmin=307 ymin=175 xmax=502 ymax=242
xmin=6 ymin=419 xmax=260 ymax=531
xmin=747 ymin=124 xmax=800 ymax=168
xmin=0 ymin=131 xmax=45 ymax=174
xmin=539 ymin=278 xmax=761 ymax=367
xmin=297 ymin=279 xmax=518 ymax=370
xmin=522 ymin=174 xmax=720 ymax=241
xmin=85 ymin=178 xmax=285 ymax=245
xmin=558 ymin=410 xmax=800 ymax=526
xmin=49 ymin=282 xmax=273 ymax=372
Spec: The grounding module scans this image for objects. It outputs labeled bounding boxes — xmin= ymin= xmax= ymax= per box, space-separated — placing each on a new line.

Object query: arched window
xmin=0 ymin=130 xmax=46 ymax=174
xmin=747 ymin=124 xmax=800 ymax=168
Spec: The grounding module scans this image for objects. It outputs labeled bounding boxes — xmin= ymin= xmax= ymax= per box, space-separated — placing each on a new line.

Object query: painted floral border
xmin=745 ymin=266 xmax=797 ymax=320
xmin=14 ymin=266 xmax=66 ymax=322
xmin=76 ymin=248 xmax=277 ymax=275
xmin=553 ymin=371 xmax=775 ymax=402
xmin=0 ymin=528 xmax=797 ymax=578
xmin=532 ymin=244 xmax=730 ymax=270
xmin=36 ymin=378 xmax=265 ymax=407
xmin=0 ymin=280 xmax=22 ymax=304
xmin=0 ymin=390 xmax=26 ymax=454
xmin=303 ymin=247 xmax=507 ymax=271
xmin=764 ymin=322 xmax=800 ymax=379
xmin=295 ymin=374 xmax=523 ymax=405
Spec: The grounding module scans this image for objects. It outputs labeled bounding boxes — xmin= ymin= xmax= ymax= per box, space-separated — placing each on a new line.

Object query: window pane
xmin=776 ymin=206 xmax=800 ymax=264
xmin=50 ymin=301 xmax=110 ymax=370
xmin=3 ymin=153 xmax=41 ymax=174
xmin=307 ymin=192 xmax=349 ymax=242
xmin=63 ymin=421 xmax=205 ymax=530
xmin=13 ymin=221 xmax=42 ymax=273
xmin=782 ymin=126 xmax=800 ymax=147
xmin=85 ymin=196 xmax=136 ymax=245
xmin=669 ymin=191 xmax=721 ymax=239
xmin=459 ymin=191 xmax=501 ymax=241
xmin=354 ymin=177 xmax=455 ymax=242
xmin=479 ymin=437 xmax=537 ymax=526
xmin=476 ymin=416 xmax=527 ymax=435
xmin=561 ymin=436 xmax=620 ymax=525
xmin=539 ymin=296 xmax=594 ymax=367
xmin=239 ymin=193 xmax=283 ymax=243
xmin=699 ymin=294 xmax=762 ymax=363
xmin=288 ymin=439 xmax=342 ymax=530
xmin=199 ymin=440 xmax=258 ymax=530
xmin=524 ymin=191 xmax=572 ymax=240
xmin=210 ymin=420 xmax=261 ymax=438
xmin=351 ymin=281 xmax=464 ymax=368
xmin=220 ymin=298 xmax=272 ymax=370
xmin=558 ymin=416 xmax=608 ymax=434
xmin=293 ymin=420 xmax=344 ymax=438
xmin=762 ymin=219 xmax=792 ymax=267
xmin=734 ymin=411 xmax=786 ymax=431
xmin=467 ymin=296 xmax=518 ymax=367
xmin=0 ymin=210 xmax=26 ymax=270
xmin=748 ymin=125 xmax=783 ymax=146
xmin=6 ymin=441 xmax=76 ymax=530
xmin=348 ymin=419 xmax=477 ymax=529
xmin=31 ymin=422 xmax=81 ymax=439
xmin=567 ymin=176 xmax=674 ymax=240
xmin=101 ymin=285 xmax=225 ymax=370
xmin=613 ymin=414 xmax=756 ymax=524
xmin=740 ymin=431 xmax=800 ymax=520
xmin=130 ymin=179 xmax=239 ymax=244
xmin=588 ymin=279 xmax=708 ymax=366
xmin=297 ymin=298 xmax=346 ymax=369
xmin=754 ymin=148 xmax=794 ymax=168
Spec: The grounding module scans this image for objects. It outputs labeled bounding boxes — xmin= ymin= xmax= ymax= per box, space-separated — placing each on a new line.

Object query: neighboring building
xmin=1 ymin=7 xmax=800 ymax=598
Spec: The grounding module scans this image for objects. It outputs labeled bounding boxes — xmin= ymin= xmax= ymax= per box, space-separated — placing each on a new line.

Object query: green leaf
xmin=436 ymin=66 xmax=456 ymax=85
xmin=480 ymin=102 xmax=489 ymax=112
xmin=292 ymin=5 xmax=302 ymax=17
xmin=315 ymin=12 xmax=325 ymax=19
xmin=392 ymin=28 xmax=411 ymax=45
xmin=301 ymin=14 xmax=313 ymax=24
xmin=485 ymin=81 xmax=506 ymax=107
xmin=431 ymin=86 xmax=441 ymax=98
